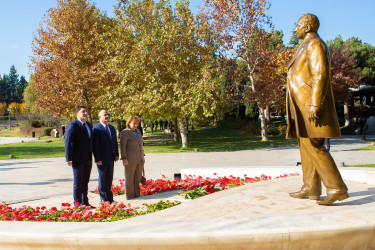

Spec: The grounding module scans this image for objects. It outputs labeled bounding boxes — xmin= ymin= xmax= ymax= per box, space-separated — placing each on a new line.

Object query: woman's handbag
xmin=141 ymin=169 xmax=147 ymax=185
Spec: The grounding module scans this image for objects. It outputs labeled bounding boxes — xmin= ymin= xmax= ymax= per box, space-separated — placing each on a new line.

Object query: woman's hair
xmin=126 ymin=116 xmax=141 ymax=128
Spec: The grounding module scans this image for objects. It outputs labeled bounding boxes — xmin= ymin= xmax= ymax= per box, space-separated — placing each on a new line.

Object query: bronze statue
xmin=286 ymin=13 xmax=348 ymax=205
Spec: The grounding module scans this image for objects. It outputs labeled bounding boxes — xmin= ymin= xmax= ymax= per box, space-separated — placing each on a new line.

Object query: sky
xmin=0 ymin=0 xmax=374 ymax=81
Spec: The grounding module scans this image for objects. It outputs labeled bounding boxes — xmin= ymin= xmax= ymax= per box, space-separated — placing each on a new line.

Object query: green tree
xmin=104 ymin=0 xmax=224 ymax=148
xmin=6 ymin=65 xmax=20 ymax=103
xmin=287 ymin=24 xmax=299 ymax=48
xmin=344 ymin=37 xmax=375 ymax=86
xmin=0 ymin=76 xmax=7 ymax=103
xmin=16 ymin=76 xmax=28 ymax=103
xmin=328 ymin=36 xmax=375 ymax=86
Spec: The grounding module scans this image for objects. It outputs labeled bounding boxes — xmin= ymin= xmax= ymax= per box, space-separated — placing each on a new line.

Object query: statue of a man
xmin=286 ymin=13 xmax=348 ymax=205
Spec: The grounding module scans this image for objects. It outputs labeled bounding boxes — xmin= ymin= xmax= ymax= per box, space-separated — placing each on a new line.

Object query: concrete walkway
xmin=0 ymin=137 xmax=37 ymax=145
xmin=0 ymin=135 xmax=375 ymax=249
xmin=0 ymin=135 xmax=374 ymax=205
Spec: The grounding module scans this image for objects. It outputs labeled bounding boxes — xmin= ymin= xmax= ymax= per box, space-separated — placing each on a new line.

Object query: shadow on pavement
xmin=0 ymin=161 xmax=53 ymax=166
xmin=329 ymin=187 xmax=375 ymax=206
xmin=0 ymin=166 xmax=37 ymax=171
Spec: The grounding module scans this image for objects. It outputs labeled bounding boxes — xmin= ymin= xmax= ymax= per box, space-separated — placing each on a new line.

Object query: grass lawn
xmin=0 ymin=127 xmax=25 ymax=137
xmin=144 ymin=128 xmax=297 ymax=153
xmin=345 ymin=164 xmax=375 ymax=168
xmin=0 ymin=140 xmax=66 ymax=160
xmin=357 ymin=140 xmax=375 ymax=151
xmin=359 ymin=145 xmax=375 ymax=150
xmin=0 ymin=127 xmax=298 ymax=159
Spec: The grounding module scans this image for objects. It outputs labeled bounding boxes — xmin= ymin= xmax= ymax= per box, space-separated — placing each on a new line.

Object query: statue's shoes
xmin=316 ymin=193 xmax=349 ymax=205
xmin=289 ymin=190 xmax=320 ymax=200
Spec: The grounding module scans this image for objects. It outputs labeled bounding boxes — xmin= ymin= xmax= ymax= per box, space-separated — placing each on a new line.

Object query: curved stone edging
xmin=1 ymin=169 xmax=375 ymax=249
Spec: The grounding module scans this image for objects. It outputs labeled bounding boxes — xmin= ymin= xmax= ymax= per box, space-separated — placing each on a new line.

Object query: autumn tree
xmin=30 ymin=0 xmax=111 ymax=123
xmin=0 ymin=103 xmax=7 ymax=116
xmin=329 ymin=46 xmax=361 ymax=126
xmin=199 ymin=0 xmax=275 ymax=140
xmin=103 ymin=0 xmax=224 ymax=148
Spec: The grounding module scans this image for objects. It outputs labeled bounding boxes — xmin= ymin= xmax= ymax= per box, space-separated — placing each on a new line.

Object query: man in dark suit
xmin=65 ymin=106 xmax=93 ymax=207
xmin=159 ymin=119 xmax=164 ymax=130
xmin=93 ymin=110 xmax=119 ymax=203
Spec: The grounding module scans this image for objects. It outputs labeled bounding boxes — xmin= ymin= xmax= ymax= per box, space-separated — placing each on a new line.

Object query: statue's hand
xmin=308 ymin=106 xmax=319 ymax=122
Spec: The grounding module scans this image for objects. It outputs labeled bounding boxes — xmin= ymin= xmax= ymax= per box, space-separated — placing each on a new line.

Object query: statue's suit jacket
xmin=286 ymin=33 xmax=341 ymax=139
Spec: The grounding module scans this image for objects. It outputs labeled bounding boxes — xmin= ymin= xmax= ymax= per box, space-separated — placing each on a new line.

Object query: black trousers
xmin=72 ymin=162 xmax=92 ymax=206
xmin=96 ymin=162 xmax=114 ymax=202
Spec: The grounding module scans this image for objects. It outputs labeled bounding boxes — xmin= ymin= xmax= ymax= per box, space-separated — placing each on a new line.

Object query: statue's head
xmin=295 ymin=13 xmax=320 ymax=39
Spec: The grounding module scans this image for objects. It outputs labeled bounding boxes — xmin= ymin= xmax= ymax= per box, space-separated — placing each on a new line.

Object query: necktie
xmin=106 ymin=125 xmax=111 ymax=139
xmin=83 ymin=123 xmax=90 ymax=137
xmin=82 ymin=122 xmax=90 ymax=137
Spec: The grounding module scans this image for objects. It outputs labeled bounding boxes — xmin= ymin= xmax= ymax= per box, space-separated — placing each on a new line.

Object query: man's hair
xmin=75 ymin=106 xmax=87 ymax=114
xmin=299 ymin=13 xmax=320 ymax=33
xmin=98 ymin=109 xmax=108 ymax=118
xmin=126 ymin=116 xmax=141 ymax=129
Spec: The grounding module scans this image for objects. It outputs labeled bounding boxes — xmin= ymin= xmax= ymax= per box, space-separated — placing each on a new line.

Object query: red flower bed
xmin=0 ymin=200 xmax=180 ymax=222
xmin=0 ymin=201 xmax=136 ymax=222
xmin=1 ymin=173 xmax=298 ymax=222
xmin=96 ymin=173 xmax=299 ymax=197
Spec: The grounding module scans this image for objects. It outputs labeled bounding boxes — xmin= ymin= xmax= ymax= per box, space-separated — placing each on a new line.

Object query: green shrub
xmin=217 ymin=117 xmax=246 ymax=129
xmin=277 ymin=125 xmax=287 ymax=135
xmin=38 ymin=127 xmax=53 ymax=136
xmin=31 ymin=120 xmax=45 ymax=128
xmin=267 ymin=125 xmax=279 ymax=136
xmin=241 ymin=122 xmax=261 ymax=135
xmin=0 ymin=116 xmax=15 ymax=121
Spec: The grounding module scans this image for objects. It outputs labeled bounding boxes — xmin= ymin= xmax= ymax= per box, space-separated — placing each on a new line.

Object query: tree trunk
xmin=249 ymin=74 xmax=255 ymax=91
xmin=82 ymin=88 xmax=93 ymax=124
xmin=115 ymin=119 xmax=122 ymax=138
xmin=178 ymin=117 xmax=188 ymax=148
xmin=259 ymin=106 xmax=268 ymax=141
xmin=344 ymin=100 xmax=350 ymax=126
xmin=173 ymin=118 xmax=179 ymax=142
xmin=266 ymin=105 xmax=271 ymax=124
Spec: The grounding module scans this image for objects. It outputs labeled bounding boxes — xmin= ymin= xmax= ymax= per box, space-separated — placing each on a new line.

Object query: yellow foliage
xmin=0 ymin=103 xmax=7 ymax=115
xmin=7 ymin=103 xmax=28 ymax=115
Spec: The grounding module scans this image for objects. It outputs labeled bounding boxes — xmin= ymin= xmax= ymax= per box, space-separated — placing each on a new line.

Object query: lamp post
xmin=24 ymin=106 xmax=30 ymax=125
xmin=14 ymin=106 xmax=19 ymax=120
xmin=7 ymin=108 xmax=12 ymax=130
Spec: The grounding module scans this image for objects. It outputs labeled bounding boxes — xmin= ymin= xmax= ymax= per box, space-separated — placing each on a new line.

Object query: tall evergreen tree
xmin=0 ymin=74 xmax=10 ymax=103
xmin=16 ymin=76 xmax=28 ymax=102
xmin=8 ymin=65 xmax=19 ymax=103
xmin=0 ymin=76 xmax=6 ymax=103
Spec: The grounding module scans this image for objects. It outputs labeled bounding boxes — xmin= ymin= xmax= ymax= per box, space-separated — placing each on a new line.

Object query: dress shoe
xmin=84 ymin=204 xmax=96 ymax=209
xmin=317 ymin=193 xmax=349 ymax=205
xmin=289 ymin=190 xmax=320 ymax=200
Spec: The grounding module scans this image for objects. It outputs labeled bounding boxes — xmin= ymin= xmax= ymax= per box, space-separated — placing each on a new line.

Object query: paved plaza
xmin=0 ymin=135 xmax=374 ymax=205
xmin=0 ymin=135 xmax=375 ymax=249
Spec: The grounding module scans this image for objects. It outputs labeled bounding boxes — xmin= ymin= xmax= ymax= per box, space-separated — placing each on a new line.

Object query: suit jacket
xmin=120 ymin=128 xmax=145 ymax=165
xmin=286 ymin=33 xmax=341 ymax=139
xmin=93 ymin=123 xmax=119 ymax=165
xmin=65 ymin=119 xmax=93 ymax=165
